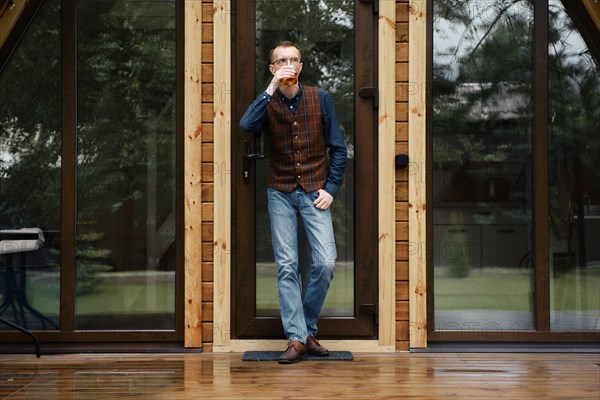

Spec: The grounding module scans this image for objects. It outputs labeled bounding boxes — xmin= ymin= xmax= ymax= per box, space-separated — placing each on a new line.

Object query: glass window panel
xmin=548 ymin=0 xmax=600 ymax=331
xmin=76 ymin=0 xmax=176 ymax=330
xmin=0 ymin=0 xmax=61 ymax=331
xmin=255 ymin=0 xmax=355 ymax=317
xmin=432 ymin=0 xmax=535 ymax=332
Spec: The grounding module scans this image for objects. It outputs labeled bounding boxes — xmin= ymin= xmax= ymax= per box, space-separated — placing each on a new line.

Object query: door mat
xmin=242 ymin=351 xmax=353 ymax=361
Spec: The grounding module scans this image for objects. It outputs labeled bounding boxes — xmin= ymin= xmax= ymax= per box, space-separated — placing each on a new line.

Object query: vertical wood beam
xmin=408 ymin=0 xmax=427 ymax=348
xmin=378 ymin=0 xmax=397 ymax=348
xmin=582 ymin=0 xmax=600 ymax=30
xmin=212 ymin=0 xmax=231 ymax=349
xmin=0 ymin=0 xmax=26 ymax=47
xmin=184 ymin=0 xmax=204 ymax=348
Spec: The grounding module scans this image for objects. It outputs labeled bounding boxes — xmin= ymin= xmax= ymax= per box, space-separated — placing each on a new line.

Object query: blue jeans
xmin=267 ymin=187 xmax=337 ymax=344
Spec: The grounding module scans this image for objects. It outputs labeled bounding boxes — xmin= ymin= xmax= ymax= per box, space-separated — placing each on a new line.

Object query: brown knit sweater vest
xmin=265 ymin=86 xmax=328 ymax=193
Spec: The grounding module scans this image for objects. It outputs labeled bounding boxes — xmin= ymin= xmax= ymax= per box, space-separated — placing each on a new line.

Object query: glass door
xmin=233 ymin=0 xmax=378 ymax=339
xmin=0 ymin=0 xmax=61 ymax=332
xmin=431 ymin=0 xmax=536 ymax=335
xmin=1 ymin=0 xmax=183 ymax=344
xmin=429 ymin=0 xmax=599 ymax=341
xmin=547 ymin=0 xmax=599 ymax=332
xmin=75 ymin=0 xmax=178 ymax=331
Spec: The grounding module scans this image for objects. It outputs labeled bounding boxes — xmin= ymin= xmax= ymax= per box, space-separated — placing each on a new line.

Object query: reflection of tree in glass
xmin=0 ymin=0 xmax=61 ymax=230
xmin=1 ymin=0 xmax=177 ymax=281
xmin=547 ymin=0 xmax=599 ymax=246
xmin=433 ymin=0 xmax=534 ymax=168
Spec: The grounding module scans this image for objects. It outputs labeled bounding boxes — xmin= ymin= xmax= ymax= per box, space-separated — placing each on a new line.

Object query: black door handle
xmin=243 ymin=140 xmax=265 ymax=183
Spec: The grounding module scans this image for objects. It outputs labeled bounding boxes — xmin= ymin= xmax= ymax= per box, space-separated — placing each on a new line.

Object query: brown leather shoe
xmin=278 ymin=340 xmax=307 ymax=364
xmin=306 ymin=336 xmax=329 ymax=356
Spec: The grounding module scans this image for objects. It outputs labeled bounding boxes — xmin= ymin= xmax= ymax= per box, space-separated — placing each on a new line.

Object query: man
xmin=240 ymin=41 xmax=347 ymax=364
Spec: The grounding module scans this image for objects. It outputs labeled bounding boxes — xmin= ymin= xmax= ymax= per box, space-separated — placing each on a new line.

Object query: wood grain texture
xmin=1 ymin=353 xmax=598 ymax=399
xmin=408 ymin=0 xmax=428 ymax=349
xmin=378 ymin=0 xmax=397 ymax=349
xmin=184 ymin=0 xmax=204 ymax=348
xmin=0 ymin=0 xmax=26 ymax=47
xmin=582 ymin=0 xmax=600 ymax=29
xmin=212 ymin=0 xmax=231 ymax=350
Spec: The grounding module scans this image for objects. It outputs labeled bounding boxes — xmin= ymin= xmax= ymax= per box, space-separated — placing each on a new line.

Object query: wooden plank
xmin=396 ymin=102 xmax=409 ymax=121
xmin=395 ymin=141 xmax=408 ymax=155
xmin=396 ymin=22 xmax=409 ymax=42
xmin=396 ymin=261 xmax=409 ymax=280
xmin=582 ymin=0 xmax=600 ymax=29
xmin=202 ymin=282 xmax=213 ymax=300
xmin=183 ymin=0 xmax=204 ymax=348
xmin=2 ymin=353 xmax=599 ymax=399
xmin=201 ymin=303 xmax=213 ymax=322
xmin=202 ymin=323 xmax=214 ymax=342
xmin=396 ymin=43 xmax=409 ymax=62
xmin=396 ymin=122 xmax=409 ymax=141
xmin=408 ymin=0 xmax=428 ymax=349
xmin=202 ymin=223 xmax=213 ymax=242
xmin=201 ymin=183 xmax=214 ymax=202
xmin=397 ymin=1 xmax=410 ymax=23
xmin=396 ymin=61 xmax=409 ymax=81
xmin=395 ymin=82 xmax=409 ymax=102
xmin=396 ymin=340 xmax=410 ymax=351
xmin=396 ymin=300 xmax=409 ymax=320
xmin=395 ymin=221 xmax=408 ymax=241
xmin=396 ymin=182 xmax=408 ymax=201
xmin=201 ymin=104 xmax=214 ymax=122
xmin=201 ymin=123 xmax=215 ymax=142
xmin=202 ymin=203 xmax=214 ymax=221
xmin=212 ymin=0 xmax=231 ymax=350
xmin=378 ymin=0 xmax=397 ymax=350
xmin=201 ymin=243 xmax=214 ymax=262
xmin=396 ymin=241 xmax=410 ymax=262
xmin=395 ymin=281 xmax=409 ymax=301
xmin=396 ymin=202 xmax=408 ymax=221
xmin=0 ymin=0 xmax=26 ymax=48
xmin=202 ymin=24 xmax=214 ymax=43
xmin=202 ymin=263 xmax=214 ymax=282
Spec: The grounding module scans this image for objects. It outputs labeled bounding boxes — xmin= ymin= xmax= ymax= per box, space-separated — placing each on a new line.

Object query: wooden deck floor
xmin=1 ymin=352 xmax=599 ymax=399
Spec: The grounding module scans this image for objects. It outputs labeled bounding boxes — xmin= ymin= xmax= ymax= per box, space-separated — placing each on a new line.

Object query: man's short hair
xmin=269 ymin=40 xmax=301 ymax=63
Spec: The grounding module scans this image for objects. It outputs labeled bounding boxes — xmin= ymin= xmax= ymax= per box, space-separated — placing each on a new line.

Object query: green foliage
xmin=433 ymin=0 xmax=598 ymax=212
xmin=433 ymin=0 xmax=535 ymax=167
xmin=75 ymin=227 xmax=114 ymax=295
xmin=446 ymin=212 xmax=471 ymax=278
xmin=0 ymin=0 xmax=61 ymax=230
xmin=1 ymin=0 xmax=177 ymax=276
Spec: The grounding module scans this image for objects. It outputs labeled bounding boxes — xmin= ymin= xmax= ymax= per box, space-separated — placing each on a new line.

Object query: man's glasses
xmin=271 ymin=57 xmax=300 ymax=66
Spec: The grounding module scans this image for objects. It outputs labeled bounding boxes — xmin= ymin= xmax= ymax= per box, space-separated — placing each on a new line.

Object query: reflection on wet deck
xmin=1 ymin=352 xmax=599 ymax=399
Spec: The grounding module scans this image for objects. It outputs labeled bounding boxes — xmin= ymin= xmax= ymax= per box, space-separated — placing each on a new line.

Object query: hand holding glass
xmin=279 ymin=65 xmax=299 ymax=86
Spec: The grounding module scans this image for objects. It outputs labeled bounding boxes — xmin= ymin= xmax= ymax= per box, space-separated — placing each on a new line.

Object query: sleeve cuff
xmin=324 ymin=182 xmax=340 ymax=198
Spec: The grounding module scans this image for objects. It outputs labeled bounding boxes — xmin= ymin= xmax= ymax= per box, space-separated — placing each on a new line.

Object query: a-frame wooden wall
xmin=183 ymin=0 xmax=428 ymax=351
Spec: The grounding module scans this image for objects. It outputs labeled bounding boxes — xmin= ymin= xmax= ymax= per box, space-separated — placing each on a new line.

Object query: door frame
xmin=212 ymin=0 xmax=398 ymax=352
xmin=232 ymin=0 xmax=378 ymax=341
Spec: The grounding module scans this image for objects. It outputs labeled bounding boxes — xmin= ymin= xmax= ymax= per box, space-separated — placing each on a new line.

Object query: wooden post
xmin=408 ymin=0 xmax=427 ymax=349
xmin=212 ymin=0 xmax=231 ymax=350
xmin=378 ymin=0 xmax=397 ymax=349
xmin=0 ymin=0 xmax=27 ymax=48
xmin=184 ymin=0 xmax=204 ymax=348
xmin=582 ymin=0 xmax=600 ymax=29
